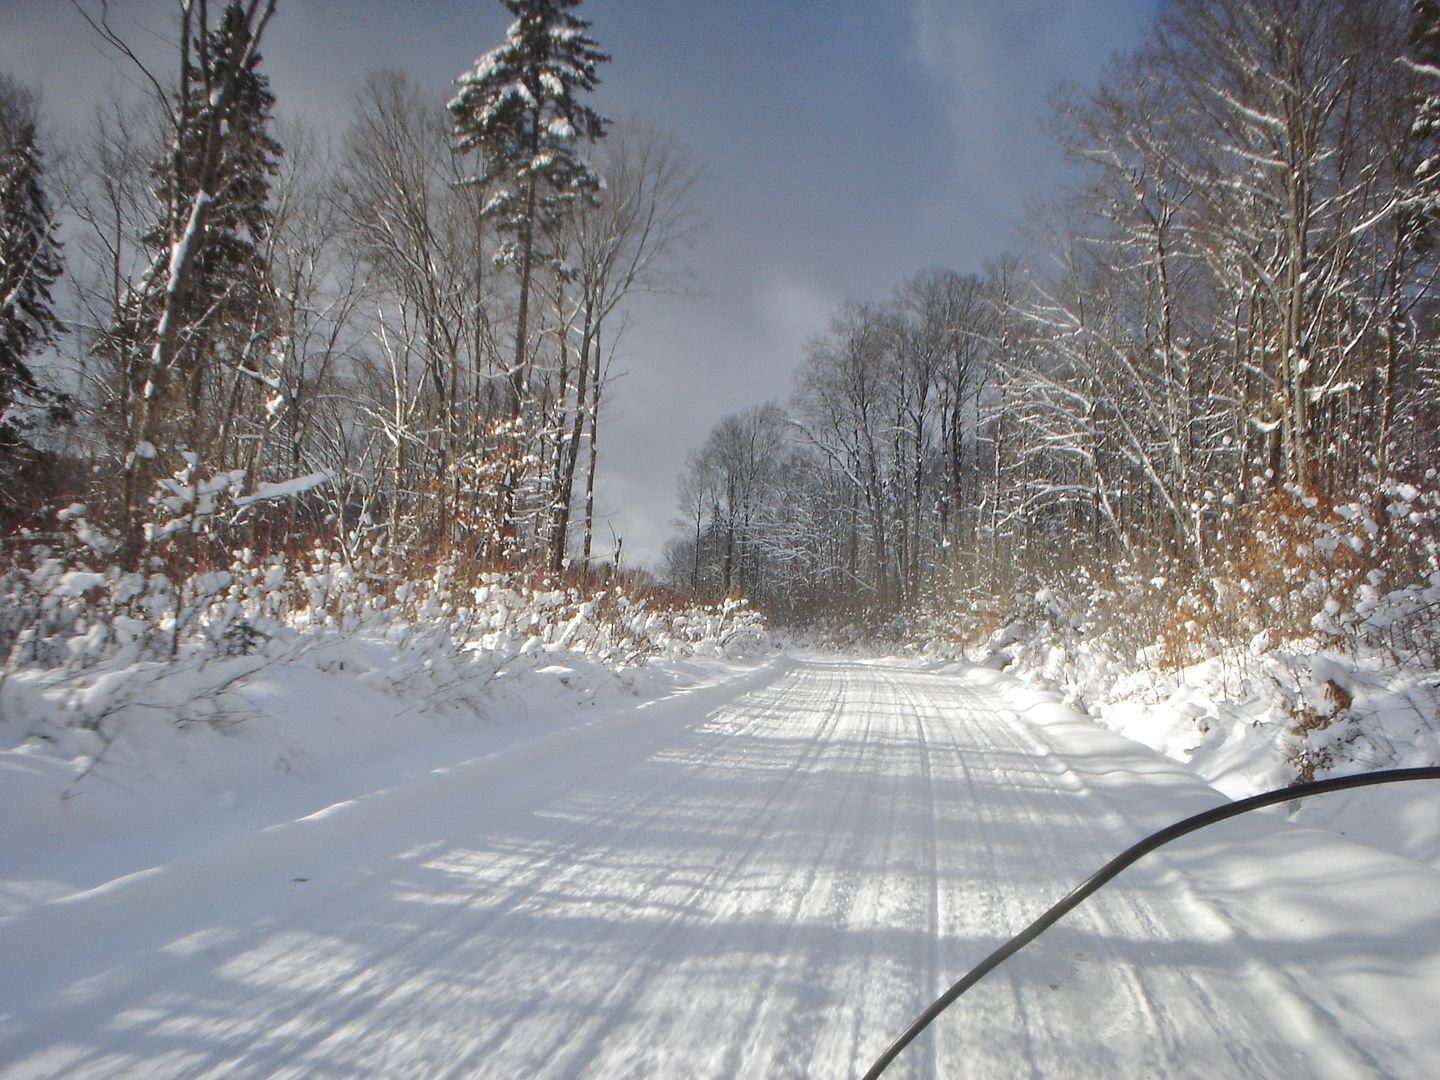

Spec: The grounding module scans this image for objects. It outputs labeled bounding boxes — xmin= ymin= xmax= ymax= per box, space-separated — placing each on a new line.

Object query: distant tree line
xmin=0 ymin=0 xmax=694 ymax=577
xmin=668 ymin=0 xmax=1440 ymax=634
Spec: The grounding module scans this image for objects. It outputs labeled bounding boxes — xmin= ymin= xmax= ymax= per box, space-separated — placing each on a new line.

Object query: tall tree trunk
xmin=582 ymin=325 xmax=602 ymax=568
xmin=550 ymin=300 xmax=596 ymax=571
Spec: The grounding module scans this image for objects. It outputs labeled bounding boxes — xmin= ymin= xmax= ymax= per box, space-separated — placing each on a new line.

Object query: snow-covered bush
xmin=952 ymin=479 xmax=1440 ymax=787
xmin=0 ymin=506 xmax=772 ymax=748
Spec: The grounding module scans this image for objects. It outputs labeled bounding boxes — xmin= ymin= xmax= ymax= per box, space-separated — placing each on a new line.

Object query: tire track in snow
xmin=892 ymin=672 xmax=1289 ymax=1076
xmin=952 ymin=674 xmax=1403 ymax=1078
xmin=5 ymin=658 xmax=1439 ymax=1079
xmin=876 ymin=668 xmax=942 ymax=1080
xmin=538 ymin=664 xmax=860 ymax=1078
xmin=732 ymin=664 xmax=887 ymax=1078
xmin=2 ymin=666 xmax=801 ymax=1080
xmin=904 ymin=674 xmax=1033 ymax=1076
xmin=316 ymin=667 xmax=854 ymax=1079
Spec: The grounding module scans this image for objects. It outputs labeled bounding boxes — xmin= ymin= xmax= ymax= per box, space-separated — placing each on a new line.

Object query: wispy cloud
xmin=904 ymin=1 xmax=1154 ymax=222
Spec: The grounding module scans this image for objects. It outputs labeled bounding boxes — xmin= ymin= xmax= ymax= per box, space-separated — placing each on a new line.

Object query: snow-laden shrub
xmin=950 ymin=479 xmax=1440 ymax=785
xmin=0 ymin=522 xmax=772 ymax=742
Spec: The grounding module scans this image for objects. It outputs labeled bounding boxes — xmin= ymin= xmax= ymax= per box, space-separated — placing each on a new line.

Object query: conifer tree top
xmin=449 ymin=0 xmax=609 ymax=188
xmin=0 ymin=86 xmax=65 ymax=408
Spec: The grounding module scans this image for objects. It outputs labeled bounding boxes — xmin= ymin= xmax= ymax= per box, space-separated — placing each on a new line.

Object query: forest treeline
xmin=5 ymin=0 xmax=1440 ymax=677
xmin=1 ymin=0 xmax=693 ymax=589
xmin=667 ymin=0 xmax=1440 ymax=664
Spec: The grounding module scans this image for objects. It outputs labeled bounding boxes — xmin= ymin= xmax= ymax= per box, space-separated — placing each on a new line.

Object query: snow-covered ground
xmin=987 ymin=620 xmax=1440 ymax=871
xmin=4 ymin=655 xmax=1440 ymax=1077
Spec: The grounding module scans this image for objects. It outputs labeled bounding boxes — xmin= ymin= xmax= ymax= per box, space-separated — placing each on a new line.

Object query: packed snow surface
xmin=3 ymin=657 xmax=1439 ymax=1077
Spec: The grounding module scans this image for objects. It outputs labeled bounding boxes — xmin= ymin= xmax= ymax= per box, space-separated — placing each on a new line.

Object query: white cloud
xmin=597 ymin=270 xmax=836 ymax=570
xmin=589 ymin=466 xmax=674 ymax=573
xmin=757 ymin=273 xmax=835 ymax=362
xmin=905 ymin=0 xmax=1154 ymax=198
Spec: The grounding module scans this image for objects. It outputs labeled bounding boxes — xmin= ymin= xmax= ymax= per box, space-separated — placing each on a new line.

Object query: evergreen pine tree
xmin=449 ymin=0 xmax=609 ymax=414
xmin=449 ymin=0 xmax=608 ymax=557
xmin=152 ymin=1 xmax=280 ymax=349
xmin=1409 ymin=0 xmax=1440 ymax=243
xmin=95 ymin=1 xmax=280 ymax=557
xmin=0 ymin=79 xmax=66 ymax=436
xmin=104 ymin=1 xmax=280 ymax=417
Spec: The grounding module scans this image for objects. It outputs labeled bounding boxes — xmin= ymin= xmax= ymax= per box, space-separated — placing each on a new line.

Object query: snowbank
xmin=0 ymin=555 xmax=776 ymax=912
xmin=972 ymin=608 xmax=1440 ymax=869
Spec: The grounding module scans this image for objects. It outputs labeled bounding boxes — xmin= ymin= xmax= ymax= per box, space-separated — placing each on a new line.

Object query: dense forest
xmin=2 ymin=0 xmax=696 ymax=585
xmin=2 ymin=0 xmax=1438 ymax=717
xmin=665 ymin=0 xmax=1440 ymax=683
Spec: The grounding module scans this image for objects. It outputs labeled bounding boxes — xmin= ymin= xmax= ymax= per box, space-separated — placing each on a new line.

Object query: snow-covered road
xmin=4 ymin=658 xmax=1439 ymax=1077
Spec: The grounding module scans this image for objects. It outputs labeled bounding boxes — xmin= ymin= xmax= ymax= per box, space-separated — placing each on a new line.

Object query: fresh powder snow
xmin=3 ymin=654 xmax=1438 ymax=1077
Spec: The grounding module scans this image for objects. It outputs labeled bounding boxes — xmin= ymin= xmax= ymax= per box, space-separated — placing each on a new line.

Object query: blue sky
xmin=0 ymin=0 xmax=1159 ymax=566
